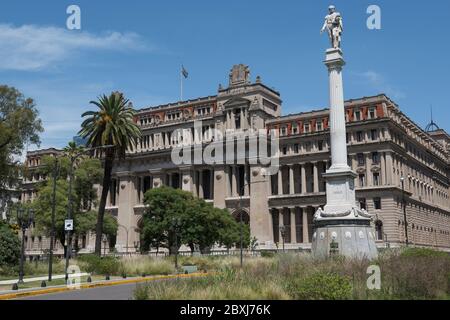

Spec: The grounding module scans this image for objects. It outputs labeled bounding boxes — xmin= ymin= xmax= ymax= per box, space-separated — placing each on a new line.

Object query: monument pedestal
xmin=311 ymin=48 xmax=378 ymax=260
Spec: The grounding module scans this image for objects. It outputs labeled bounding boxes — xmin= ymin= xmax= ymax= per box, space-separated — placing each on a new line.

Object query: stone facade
xmin=109 ymin=66 xmax=450 ymax=252
xmin=21 ymin=65 xmax=450 ymax=253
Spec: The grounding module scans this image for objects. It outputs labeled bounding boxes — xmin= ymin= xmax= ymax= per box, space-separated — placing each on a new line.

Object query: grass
xmin=134 ymin=249 xmax=450 ymax=300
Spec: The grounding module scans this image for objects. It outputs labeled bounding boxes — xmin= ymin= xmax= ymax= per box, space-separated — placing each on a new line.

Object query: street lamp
xmin=102 ymin=234 xmax=108 ymax=257
xmin=279 ymin=225 xmax=286 ymax=253
xmin=17 ymin=207 xmax=35 ymax=284
xmin=400 ymin=176 xmax=409 ymax=246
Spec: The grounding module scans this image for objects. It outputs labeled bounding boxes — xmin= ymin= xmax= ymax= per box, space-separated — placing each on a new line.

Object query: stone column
xmin=249 ymin=166 xmax=272 ymax=246
xmin=301 ymin=164 xmax=307 ymax=194
xmin=232 ymin=166 xmax=237 ymax=197
xmin=289 ymin=165 xmax=295 ymax=195
xmin=213 ymin=166 xmax=226 ymax=208
xmin=230 ymin=110 xmax=236 ymax=130
xmin=278 ymin=167 xmax=283 ymax=195
xmin=380 ymin=152 xmax=386 ymax=185
xmin=313 ymin=162 xmax=319 ymax=193
xmin=244 ymin=166 xmax=250 ymax=196
xmin=181 ymin=168 xmax=193 ymax=193
xmin=326 ymin=50 xmax=349 ymax=171
xmin=290 ymin=207 xmax=297 ymax=244
xmin=302 ymin=207 xmax=309 ymax=244
xmin=365 ymin=153 xmax=372 ymax=186
xmin=116 ymin=174 xmax=138 ymax=253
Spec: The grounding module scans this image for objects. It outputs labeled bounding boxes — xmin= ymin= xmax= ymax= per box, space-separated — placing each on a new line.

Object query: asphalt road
xmin=17 ymin=282 xmax=143 ymax=300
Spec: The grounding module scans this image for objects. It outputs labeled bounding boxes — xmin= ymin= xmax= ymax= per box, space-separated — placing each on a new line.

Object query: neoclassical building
xmin=21 ymin=65 xmax=450 ymax=254
xmin=108 ymin=65 xmax=450 ymax=252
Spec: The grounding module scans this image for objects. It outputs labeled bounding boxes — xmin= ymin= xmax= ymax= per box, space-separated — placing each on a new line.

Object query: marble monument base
xmin=311 ymin=216 xmax=378 ymax=260
xmin=311 ymin=168 xmax=378 ymax=260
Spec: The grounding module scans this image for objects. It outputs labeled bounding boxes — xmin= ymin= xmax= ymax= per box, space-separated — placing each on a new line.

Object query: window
xmin=373 ymin=172 xmax=380 ymax=186
xmin=359 ymin=174 xmax=366 ymax=187
xmin=234 ymin=109 xmax=241 ymax=129
xmin=281 ymin=126 xmax=287 ymax=136
xmin=304 ymin=122 xmax=310 ymax=133
xmin=318 ymin=140 xmax=323 ymax=151
xmin=293 ymin=144 xmax=299 ymax=153
xmin=369 ymin=107 xmax=376 ymax=119
xmin=282 ymin=147 xmax=288 ymax=155
xmin=354 ymin=109 xmax=361 ymax=121
xmin=370 ymin=129 xmax=378 ymax=141
xmin=372 ymin=152 xmax=380 ymax=164
xmin=374 ymin=197 xmax=382 ymax=210
xmin=375 ymin=221 xmax=383 ymax=240
xmin=305 ymin=142 xmax=312 ymax=152
xmin=357 ymin=153 xmax=365 ymax=166
xmin=316 ymin=120 xmax=323 ymax=131
xmin=356 ymin=131 xmax=364 ymax=142
xmin=359 ymin=198 xmax=367 ymax=210
xmin=292 ymin=123 xmax=298 ymax=134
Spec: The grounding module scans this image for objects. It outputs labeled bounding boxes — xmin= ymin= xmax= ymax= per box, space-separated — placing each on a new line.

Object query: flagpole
xmin=180 ymin=68 xmax=183 ymax=101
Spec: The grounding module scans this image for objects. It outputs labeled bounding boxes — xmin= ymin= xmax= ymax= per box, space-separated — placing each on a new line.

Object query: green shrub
xmin=260 ymin=251 xmax=276 ymax=258
xmin=400 ymin=247 xmax=450 ymax=259
xmin=119 ymin=256 xmax=174 ymax=276
xmin=286 ymin=272 xmax=353 ymax=300
xmin=0 ymin=222 xmax=21 ymax=268
xmin=77 ymin=254 xmax=121 ymax=275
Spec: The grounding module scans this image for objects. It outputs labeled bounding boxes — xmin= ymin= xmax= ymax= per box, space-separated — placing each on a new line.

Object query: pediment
xmin=223 ymin=97 xmax=251 ymax=108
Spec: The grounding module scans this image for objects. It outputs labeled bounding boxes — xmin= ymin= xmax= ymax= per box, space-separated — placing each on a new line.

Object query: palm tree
xmin=78 ymin=92 xmax=141 ymax=255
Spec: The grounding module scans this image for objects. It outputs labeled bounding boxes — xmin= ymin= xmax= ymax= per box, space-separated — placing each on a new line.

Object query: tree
xmin=141 ymin=186 xmax=249 ymax=254
xmin=0 ymin=220 xmax=21 ymax=268
xmin=33 ymin=153 xmax=117 ymax=254
xmin=0 ymin=85 xmax=43 ymax=212
xmin=78 ymin=92 xmax=141 ymax=255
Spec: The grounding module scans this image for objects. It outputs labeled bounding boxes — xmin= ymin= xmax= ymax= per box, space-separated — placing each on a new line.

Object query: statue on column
xmin=320 ymin=5 xmax=343 ymax=49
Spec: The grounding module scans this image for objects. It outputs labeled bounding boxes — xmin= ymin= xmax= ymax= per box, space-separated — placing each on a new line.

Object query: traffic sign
xmin=65 ymin=219 xmax=74 ymax=231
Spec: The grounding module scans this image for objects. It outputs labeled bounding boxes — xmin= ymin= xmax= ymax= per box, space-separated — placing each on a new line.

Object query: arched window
xmin=375 ymin=220 xmax=383 ymax=241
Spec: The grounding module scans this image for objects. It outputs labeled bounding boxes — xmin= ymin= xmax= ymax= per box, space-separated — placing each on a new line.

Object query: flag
xmin=181 ymin=65 xmax=189 ymax=79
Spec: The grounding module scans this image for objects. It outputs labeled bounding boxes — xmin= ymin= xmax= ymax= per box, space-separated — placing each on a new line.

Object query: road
xmin=17 ymin=281 xmax=144 ymax=300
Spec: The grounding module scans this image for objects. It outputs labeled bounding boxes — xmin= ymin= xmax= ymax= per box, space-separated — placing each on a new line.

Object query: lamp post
xmin=17 ymin=208 xmax=35 ymax=284
xmin=400 ymin=176 xmax=409 ymax=246
xmin=279 ymin=225 xmax=286 ymax=253
xmin=171 ymin=218 xmax=181 ymax=270
xmin=102 ymin=234 xmax=109 ymax=257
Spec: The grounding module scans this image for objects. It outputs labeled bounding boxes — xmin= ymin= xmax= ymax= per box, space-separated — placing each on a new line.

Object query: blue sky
xmin=0 ymin=0 xmax=449 ymax=150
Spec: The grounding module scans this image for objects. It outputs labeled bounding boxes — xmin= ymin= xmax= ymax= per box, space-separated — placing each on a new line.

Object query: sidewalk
xmin=0 ymin=273 xmax=89 ymax=286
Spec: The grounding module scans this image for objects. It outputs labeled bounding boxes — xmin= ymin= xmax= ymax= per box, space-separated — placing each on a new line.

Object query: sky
xmin=0 ymin=0 xmax=449 ymax=151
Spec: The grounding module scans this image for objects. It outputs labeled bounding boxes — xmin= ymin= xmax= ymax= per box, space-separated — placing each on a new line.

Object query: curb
xmin=0 ymin=272 xmax=209 ymax=300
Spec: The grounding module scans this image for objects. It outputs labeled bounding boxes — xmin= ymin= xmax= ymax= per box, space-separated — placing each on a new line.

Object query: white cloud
xmin=356 ymin=70 xmax=406 ymax=100
xmin=0 ymin=24 xmax=150 ymax=71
